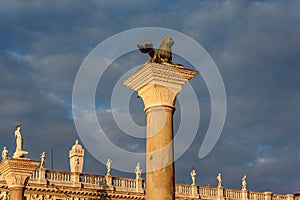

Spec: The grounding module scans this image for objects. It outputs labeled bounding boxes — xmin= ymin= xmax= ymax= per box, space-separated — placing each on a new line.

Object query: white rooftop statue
xmin=190 ymin=169 xmax=196 ymax=185
xmin=106 ymin=159 xmax=112 ymax=176
xmin=135 ymin=162 xmax=142 ymax=179
xmin=40 ymin=152 xmax=45 ymax=168
xmin=12 ymin=123 xmax=29 ymax=158
xmin=242 ymin=175 xmax=247 ymax=190
xmin=2 ymin=147 xmax=8 ymax=161
xmin=217 ymin=173 xmax=222 ymax=188
xmin=15 ymin=124 xmax=22 ymax=152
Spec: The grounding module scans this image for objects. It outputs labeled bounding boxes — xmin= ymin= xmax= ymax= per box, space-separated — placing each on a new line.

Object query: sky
xmin=0 ymin=0 xmax=300 ymax=194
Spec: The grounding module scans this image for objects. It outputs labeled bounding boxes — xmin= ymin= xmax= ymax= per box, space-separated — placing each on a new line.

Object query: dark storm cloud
xmin=0 ymin=0 xmax=299 ymax=194
xmin=174 ymin=0 xmax=300 ymax=193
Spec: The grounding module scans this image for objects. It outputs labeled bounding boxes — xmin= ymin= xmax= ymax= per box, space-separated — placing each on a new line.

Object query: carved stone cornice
xmin=123 ymin=62 xmax=198 ymax=91
xmin=25 ymin=185 xmax=146 ymax=199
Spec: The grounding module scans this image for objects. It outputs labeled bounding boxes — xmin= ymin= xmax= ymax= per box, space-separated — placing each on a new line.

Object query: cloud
xmin=0 ymin=0 xmax=300 ymax=194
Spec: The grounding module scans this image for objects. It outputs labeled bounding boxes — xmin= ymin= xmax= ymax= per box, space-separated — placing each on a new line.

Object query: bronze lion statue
xmin=137 ymin=36 xmax=174 ymax=64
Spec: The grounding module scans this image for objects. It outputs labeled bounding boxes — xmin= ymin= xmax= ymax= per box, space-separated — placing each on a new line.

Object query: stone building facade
xmin=0 ymin=140 xmax=298 ymax=200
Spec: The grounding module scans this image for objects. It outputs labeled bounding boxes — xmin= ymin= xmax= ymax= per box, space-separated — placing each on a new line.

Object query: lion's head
xmin=159 ymin=36 xmax=174 ymax=51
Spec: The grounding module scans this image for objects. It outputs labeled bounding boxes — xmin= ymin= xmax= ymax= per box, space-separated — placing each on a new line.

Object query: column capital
xmin=123 ymin=63 xmax=198 ymax=110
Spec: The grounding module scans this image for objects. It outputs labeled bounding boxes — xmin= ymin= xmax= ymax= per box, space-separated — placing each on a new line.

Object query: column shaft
xmin=9 ymin=186 xmax=24 ymax=200
xmin=145 ymin=105 xmax=175 ymax=200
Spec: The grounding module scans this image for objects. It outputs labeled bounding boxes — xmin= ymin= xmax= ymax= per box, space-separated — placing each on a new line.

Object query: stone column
xmin=0 ymin=158 xmax=39 ymax=200
xmin=123 ymin=63 xmax=198 ymax=200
